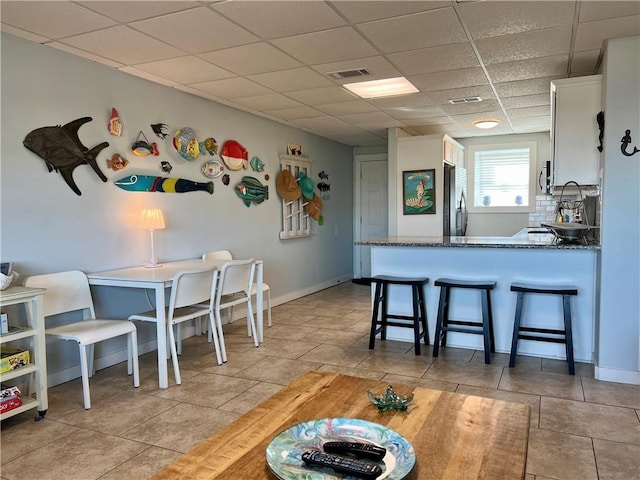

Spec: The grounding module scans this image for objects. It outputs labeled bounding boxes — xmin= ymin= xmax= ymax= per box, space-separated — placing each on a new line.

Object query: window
xmin=468 ymin=142 xmax=537 ymax=213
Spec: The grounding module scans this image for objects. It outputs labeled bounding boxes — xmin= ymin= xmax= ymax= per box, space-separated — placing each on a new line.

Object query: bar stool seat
xmin=433 ymin=278 xmax=496 ymax=364
xmin=364 ymin=275 xmax=429 ymax=355
xmin=509 ymin=282 xmax=578 ymax=375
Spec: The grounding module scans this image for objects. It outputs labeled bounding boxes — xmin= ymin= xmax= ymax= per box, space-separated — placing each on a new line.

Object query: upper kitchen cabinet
xmin=550 ymin=75 xmax=603 ymax=188
xmin=443 ymin=135 xmax=464 ymax=167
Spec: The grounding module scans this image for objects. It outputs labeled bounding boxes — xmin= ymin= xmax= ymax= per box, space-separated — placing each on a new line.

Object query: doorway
xmin=354 ymin=154 xmax=388 ymax=279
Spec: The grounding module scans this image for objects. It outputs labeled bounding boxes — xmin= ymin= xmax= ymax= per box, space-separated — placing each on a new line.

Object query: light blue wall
xmin=597 ymin=36 xmax=640 ymax=383
xmin=0 ymin=34 xmax=354 ymax=381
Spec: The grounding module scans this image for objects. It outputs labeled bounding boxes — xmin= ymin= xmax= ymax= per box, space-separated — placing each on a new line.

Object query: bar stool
xmin=509 ymin=282 xmax=578 ymax=375
xmin=433 ymin=278 xmax=496 ymax=364
xmin=365 ymin=275 xmax=429 ymax=355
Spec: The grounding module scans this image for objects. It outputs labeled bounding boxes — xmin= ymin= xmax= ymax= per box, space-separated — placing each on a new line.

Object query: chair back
xmin=216 ymin=259 xmax=255 ymax=299
xmin=169 ymin=268 xmax=216 ymax=310
xmin=202 ymin=250 xmax=233 ymax=261
xmin=25 ymin=270 xmax=95 ymax=319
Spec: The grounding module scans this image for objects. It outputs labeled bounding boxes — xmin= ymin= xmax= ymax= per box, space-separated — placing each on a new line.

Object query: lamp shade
xmin=140 ymin=209 xmax=165 ymax=230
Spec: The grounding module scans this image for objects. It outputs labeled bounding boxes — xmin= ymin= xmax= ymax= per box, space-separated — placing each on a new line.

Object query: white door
xmin=357 ymin=159 xmax=388 ymax=278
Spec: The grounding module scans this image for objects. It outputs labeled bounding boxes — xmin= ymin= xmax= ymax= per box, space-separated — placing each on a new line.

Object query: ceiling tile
xmin=458 ymin=1 xmax=575 ymax=40
xmin=213 ymin=1 xmax=346 ymax=39
xmin=447 ymin=111 xmax=508 ymax=126
xmin=425 ymin=85 xmax=496 ymax=105
xmin=273 ymin=27 xmax=378 ymax=64
xmin=358 ymin=8 xmax=467 ymax=53
xmin=383 ymin=105 xmax=447 ymax=120
xmin=506 ymin=105 xmax=552 ymax=118
xmin=486 ymin=54 xmax=569 ymax=84
xmin=232 ymin=94 xmax=302 ymax=111
xmin=314 ymin=101 xmax=378 ymax=116
xmin=510 ymin=115 xmax=551 ymax=132
xmin=117 ymin=66 xmax=179 ymax=87
xmin=331 ymin=132 xmax=387 ymax=147
xmin=579 ymin=1 xmax=640 ymax=22
xmin=0 ymin=24 xmax=50 ymax=43
xmin=387 ymin=42 xmax=478 ymax=75
xmin=501 ymin=94 xmax=550 ymax=109
xmin=60 ymin=26 xmax=184 ymax=64
xmin=291 ymin=116 xmax=354 ymax=131
xmin=0 ymin=1 xmax=116 ymax=39
xmin=248 ymin=67 xmax=333 ymax=92
xmin=79 ymin=1 xmax=199 ymax=22
xmin=338 ymin=111 xmax=396 ymax=124
xmin=311 ymin=56 xmax=401 ymax=83
xmin=570 ymin=50 xmax=601 ymax=76
xmin=475 ymin=27 xmax=572 ymax=65
xmin=410 ymin=67 xmax=489 ymax=92
xmin=130 ymin=7 xmax=258 ymax=53
xmin=402 ymin=116 xmax=454 ymax=127
xmin=368 ymin=93 xmax=434 ymax=109
xmin=189 ymin=77 xmax=273 ymax=99
xmin=330 ymin=1 xmax=448 ymax=23
xmin=263 ymin=106 xmax=325 ymax=121
xmin=133 ymin=56 xmax=234 ymax=84
xmin=440 ymin=99 xmax=501 ymax=116
xmin=199 ymin=43 xmax=301 ymax=75
xmin=47 ymin=42 xmax=124 ymax=68
xmin=574 ymin=15 xmax=640 ymax=52
xmin=494 ymin=76 xmax=563 ymax=98
xmin=286 ymin=86 xmax=358 ymax=105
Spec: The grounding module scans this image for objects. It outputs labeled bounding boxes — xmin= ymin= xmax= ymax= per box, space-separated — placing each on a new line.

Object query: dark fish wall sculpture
xmin=23 ymin=117 xmax=109 ymax=196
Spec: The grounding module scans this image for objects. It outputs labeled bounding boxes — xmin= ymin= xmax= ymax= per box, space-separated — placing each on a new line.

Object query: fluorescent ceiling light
xmin=473 ymin=119 xmax=500 ymax=129
xmin=343 ymin=77 xmax=418 ymax=99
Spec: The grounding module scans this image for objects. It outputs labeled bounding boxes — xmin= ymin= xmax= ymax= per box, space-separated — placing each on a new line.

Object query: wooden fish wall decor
xmin=114 ymin=174 xmax=214 ymax=194
xmin=23 ymin=116 xmax=109 ymax=196
xmin=234 ymin=176 xmax=268 ymax=207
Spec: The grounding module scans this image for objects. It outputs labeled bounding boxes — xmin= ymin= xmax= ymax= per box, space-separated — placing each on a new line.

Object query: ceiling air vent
xmin=448 ymin=96 xmax=482 ymax=104
xmin=327 ymin=68 xmax=371 ymax=80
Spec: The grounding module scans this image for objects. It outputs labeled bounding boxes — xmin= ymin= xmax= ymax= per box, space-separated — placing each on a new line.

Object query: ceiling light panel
xmin=343 ymin=77 xmax=419 ymax=99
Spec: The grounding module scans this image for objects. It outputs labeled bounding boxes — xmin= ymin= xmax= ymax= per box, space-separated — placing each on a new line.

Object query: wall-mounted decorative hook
xmin=621 ymin=129 xmax=640 ymax=156
xmin=596 ymin=111 xmax=604 ymax=152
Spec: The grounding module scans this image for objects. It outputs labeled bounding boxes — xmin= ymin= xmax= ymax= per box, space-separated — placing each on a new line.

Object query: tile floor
xmin=1 ymin=282 xmax=639 ymax=480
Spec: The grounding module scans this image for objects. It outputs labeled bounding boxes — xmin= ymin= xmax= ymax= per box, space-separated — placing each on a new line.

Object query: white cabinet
xmin=550 ymin=75 xmax=602 ymax=187
xmin=0 ymin=286 xmax=48 ymax=421
xmin=443 ymin=135 xmax=464 ymax=167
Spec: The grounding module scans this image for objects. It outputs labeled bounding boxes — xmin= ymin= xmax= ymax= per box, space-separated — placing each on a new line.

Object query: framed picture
xmin=402 ymin=169 xmax=435 ymax=215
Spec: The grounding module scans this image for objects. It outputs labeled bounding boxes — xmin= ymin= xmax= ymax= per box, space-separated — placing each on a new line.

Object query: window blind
xmin=473 ymin=148 xmax=531 ymax=207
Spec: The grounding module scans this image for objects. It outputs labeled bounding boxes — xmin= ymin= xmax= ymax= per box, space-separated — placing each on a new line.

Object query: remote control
xmin=302 ymin=451 xmax=383 ymax=479
xmin=323 ymin=441 xmax=387 ymax=462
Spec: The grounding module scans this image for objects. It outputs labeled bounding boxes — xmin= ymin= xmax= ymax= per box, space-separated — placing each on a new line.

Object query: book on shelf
xmin=0 ymin=325 xmax=28 ymax=336
xmin=1 ymin=384 xmax=21 ymax=398
xmin=0 ymin=395 xmax=23 ymax=414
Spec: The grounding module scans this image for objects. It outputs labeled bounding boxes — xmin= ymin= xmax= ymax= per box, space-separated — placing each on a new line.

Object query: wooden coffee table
xmin=153 ymin=371 xmax=530 ymax=479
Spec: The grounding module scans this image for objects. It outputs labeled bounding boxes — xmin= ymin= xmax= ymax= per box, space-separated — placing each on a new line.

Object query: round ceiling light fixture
xmin=473 ymin=119 xmax=500 ymax=129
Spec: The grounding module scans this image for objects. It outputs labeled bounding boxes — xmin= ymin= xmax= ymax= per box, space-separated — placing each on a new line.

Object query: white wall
xmin=597 ymin=36 xmax=640 ymax=384
xmin=0 ymin=34 xmax=355 ymax=382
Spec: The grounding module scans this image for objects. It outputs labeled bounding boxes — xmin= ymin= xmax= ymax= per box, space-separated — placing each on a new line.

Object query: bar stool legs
xmin=433 ymin=278 xmax=496 ymax=364
xmin=509 ymin=283 xmax=578 ymax=375
xmin=366 ymin=275 xmax=429 ymax=355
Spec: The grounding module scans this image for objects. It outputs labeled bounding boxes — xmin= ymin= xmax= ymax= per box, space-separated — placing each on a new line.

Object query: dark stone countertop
xmin=355 ymin=228 xmax=600 ymax=250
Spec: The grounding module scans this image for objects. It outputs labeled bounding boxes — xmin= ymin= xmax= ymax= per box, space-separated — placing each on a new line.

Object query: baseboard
xmin=595 ymin=366 xmax=640 ymax=385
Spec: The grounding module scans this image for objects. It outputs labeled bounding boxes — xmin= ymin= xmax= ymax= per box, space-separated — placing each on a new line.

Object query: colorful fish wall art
xmin=114 ymin=175 xmax=213 ymax=194
xmin=234 ymin=176 xmax=268 ymax=207
xmin=107 ymin=153 xmax=129 ymax=171
xmin=132 ymin=131 xmax=159 ymax=156
xmin=108 ymin=108 xmax=122 ymax=136
xmin=23 ymin=116 xmax=109 ymax=196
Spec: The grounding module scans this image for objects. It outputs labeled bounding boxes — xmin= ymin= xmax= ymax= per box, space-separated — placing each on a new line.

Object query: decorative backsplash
xmin=529 ymin=189 xmax=600 ymax=227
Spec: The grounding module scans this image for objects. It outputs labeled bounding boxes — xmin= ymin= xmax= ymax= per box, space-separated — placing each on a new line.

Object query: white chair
xmin=203 ymin=250 xmax=272 ymax=330
xmin=128 ymin=267 xmax=222 ymax=385
xmin=24 ymin=270 xmax=140 ymax=410
xmin=213 ymin=259 xmax=258 ymax=362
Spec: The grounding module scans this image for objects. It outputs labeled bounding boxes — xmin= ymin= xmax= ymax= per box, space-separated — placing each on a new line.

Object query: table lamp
xmin=140 ymin=209 xmax=165 ymax=268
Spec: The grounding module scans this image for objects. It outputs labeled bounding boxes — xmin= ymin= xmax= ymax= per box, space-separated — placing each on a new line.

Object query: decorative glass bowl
xmin=368 ymin=385 xmax=414 ymax=412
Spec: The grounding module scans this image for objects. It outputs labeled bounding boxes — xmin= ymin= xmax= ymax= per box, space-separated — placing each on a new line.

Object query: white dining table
xmin=88 ymin=258 xmax=264 ymax=389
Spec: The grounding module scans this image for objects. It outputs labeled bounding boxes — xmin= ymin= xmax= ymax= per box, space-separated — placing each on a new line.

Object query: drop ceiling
xmin=1 ymin=1 xmax=638 ymax=147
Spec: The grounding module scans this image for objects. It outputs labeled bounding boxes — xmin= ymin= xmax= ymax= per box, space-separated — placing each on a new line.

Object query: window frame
xmin=467 ymin=141 xmax=537 ymax=214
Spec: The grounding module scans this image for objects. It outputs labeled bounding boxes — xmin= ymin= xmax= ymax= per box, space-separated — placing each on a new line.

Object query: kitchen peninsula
xmin=356 ymin=231 xmax=600 ymax=363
